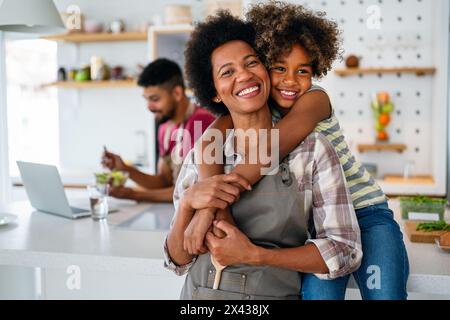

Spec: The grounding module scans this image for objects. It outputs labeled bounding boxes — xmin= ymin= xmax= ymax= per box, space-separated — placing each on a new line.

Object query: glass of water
xmin=87 ymin=184 xmax=109 ymax=220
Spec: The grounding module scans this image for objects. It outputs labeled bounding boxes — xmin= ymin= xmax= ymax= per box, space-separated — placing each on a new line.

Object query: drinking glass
xmin=87 ymin=184 xmax=109 ymax=220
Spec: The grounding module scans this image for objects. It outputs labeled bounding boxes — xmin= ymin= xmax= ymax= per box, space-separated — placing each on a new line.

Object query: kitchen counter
xmin=0 ymin=195 xmax=449 ymax=297
xmin=0 ymin=199 xmax=174 ymax=276
xmin=388 ymin=200 xmax=450 ymax=296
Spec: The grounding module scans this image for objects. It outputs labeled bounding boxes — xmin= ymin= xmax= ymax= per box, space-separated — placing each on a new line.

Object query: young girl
xmin=186 ymin=2 xmax=409 ymax=300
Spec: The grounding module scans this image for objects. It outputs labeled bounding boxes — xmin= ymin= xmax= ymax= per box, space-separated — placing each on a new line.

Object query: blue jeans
xmin=301 ymin=202 xmax=410 ymax=300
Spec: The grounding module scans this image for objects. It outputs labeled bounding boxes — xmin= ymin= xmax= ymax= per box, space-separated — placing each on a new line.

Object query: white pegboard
xmin=282 ymin=0 xmax=449 ymax=195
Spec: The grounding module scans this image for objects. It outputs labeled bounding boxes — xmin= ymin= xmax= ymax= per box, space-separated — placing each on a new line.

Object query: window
xmin=5 ymin=38 xmax=59 ymax=177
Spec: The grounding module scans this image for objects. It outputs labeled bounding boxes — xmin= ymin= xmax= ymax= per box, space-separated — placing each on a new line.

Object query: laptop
xmin=17 ymin=161 xmax=101 ymax=219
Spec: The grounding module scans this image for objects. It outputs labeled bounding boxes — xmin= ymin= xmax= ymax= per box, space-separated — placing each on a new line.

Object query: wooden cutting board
xmin=404 ymin=220 xmax=446 ymax=243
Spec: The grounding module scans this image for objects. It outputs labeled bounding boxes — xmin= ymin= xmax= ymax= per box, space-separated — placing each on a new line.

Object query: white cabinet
xmin=43 ymin=266 xmax=185 ymax=300
xmin=148 ymin=24 xmax=193 ymax=68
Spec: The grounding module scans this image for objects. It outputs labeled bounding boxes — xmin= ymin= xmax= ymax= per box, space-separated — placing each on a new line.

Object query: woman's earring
xmin=214 ymin=97 xmax=222 ymax=103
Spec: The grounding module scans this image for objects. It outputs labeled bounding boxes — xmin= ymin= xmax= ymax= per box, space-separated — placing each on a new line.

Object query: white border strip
xmin=0 ymin=31 xmax=12 ymax=204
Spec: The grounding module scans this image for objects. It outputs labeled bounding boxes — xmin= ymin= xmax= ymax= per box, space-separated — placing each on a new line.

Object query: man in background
xmin=102 ymin=58 xmax=215 ymax=202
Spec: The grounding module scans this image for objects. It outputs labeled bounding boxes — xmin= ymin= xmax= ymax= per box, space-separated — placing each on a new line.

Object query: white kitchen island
xmin=0 ymin=193 xmax=449 ymax=299
xmin=0 ymin=196 xmax=185 ymax=299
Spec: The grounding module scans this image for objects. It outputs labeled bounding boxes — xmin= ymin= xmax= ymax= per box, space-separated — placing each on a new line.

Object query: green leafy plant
xmin=416 ymin=221 xmax=450 ymax=232
xmin=400 ymin=196 xmax=447 ymax=205
xmin=400 ymin=196 xmax=447 ymax=220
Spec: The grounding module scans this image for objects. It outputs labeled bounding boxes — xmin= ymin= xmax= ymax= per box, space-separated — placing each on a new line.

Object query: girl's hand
xmin=182 ymin=173 xmax=251 ymax=211
xmin=183 ymin=208 xmax=235 ymax=255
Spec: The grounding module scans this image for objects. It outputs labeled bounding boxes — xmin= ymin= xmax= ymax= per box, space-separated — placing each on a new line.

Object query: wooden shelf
xmin=334 ymin=67 xmax=436 ymax=77
xmin=43 ymin=80 xmax=137 ymax=89
xmin=382 ymin=175 xmax=434 ymax=185
xmin=41 ymin=32 xmax=147 ymax=43
xmin=358 ymin=143 xmax=407 ymax=153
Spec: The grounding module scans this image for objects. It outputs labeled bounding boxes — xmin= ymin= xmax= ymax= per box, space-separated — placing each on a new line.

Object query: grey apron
xmin=180 ymin=158 xmax=309 ymax=300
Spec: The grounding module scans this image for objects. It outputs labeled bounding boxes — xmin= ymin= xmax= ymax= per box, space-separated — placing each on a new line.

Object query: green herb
xmin=400 ymin=196 xmax=447 ymax=205
xmin=416 ymin=221 xmax=450 ymax=232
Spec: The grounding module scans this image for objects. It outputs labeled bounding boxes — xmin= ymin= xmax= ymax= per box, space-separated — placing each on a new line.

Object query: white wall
xmin=54 ymin=0 xmax=205 ymax=28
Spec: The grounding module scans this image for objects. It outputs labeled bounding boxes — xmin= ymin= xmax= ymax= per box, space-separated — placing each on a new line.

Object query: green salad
xmin=95 ymin=170 xmax=128 ymax=187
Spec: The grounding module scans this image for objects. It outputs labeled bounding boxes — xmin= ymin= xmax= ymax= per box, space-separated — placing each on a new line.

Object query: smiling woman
xmin=184 ymin=11 xmax=259 ymax=116
xmin=211 ymin=40 xmax=271 ymax=118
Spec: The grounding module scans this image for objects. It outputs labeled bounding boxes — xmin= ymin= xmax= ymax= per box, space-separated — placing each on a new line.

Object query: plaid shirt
xmin=164 ymin=124 xmax=362 ymax=280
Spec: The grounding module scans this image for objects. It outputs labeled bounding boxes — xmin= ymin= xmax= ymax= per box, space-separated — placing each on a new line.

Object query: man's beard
xmin=157 ymin=102 xmax=176 ymax=124
xmin=157 ymin=114 xmax=171 ymax=124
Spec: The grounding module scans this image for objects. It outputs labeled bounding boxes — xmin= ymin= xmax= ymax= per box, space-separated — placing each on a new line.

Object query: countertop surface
xmin=0 ymin=192 xmax=449 ymax=294
xmin=0 ymin=194 xmax=175 ymax=276
xmin=379 ymin=201 xmax=450 ymax=295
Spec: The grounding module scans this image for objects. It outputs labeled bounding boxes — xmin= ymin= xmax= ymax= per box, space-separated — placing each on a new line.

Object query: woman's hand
xmin=205 ymin=220 xmax=259 ymax=266
xmin=181 ymin=173 xmax=251 ymax=211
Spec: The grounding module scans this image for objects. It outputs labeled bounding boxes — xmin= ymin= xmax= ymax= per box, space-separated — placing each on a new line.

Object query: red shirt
xmin=157 ymin=104 xmax=216 ymax=160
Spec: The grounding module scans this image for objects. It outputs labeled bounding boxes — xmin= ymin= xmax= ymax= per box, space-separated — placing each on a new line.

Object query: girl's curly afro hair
xmin=246 ymin=1 xmax=343 ymax=78
xmin=184 ymin=10 xmax=256 ymax=116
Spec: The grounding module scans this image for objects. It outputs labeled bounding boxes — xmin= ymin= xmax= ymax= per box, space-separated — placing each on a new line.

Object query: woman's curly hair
xmin=184 ymin=10 xmax=256 ymax=115
xmin=246 ymin=1 xmax=343 ymax=78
